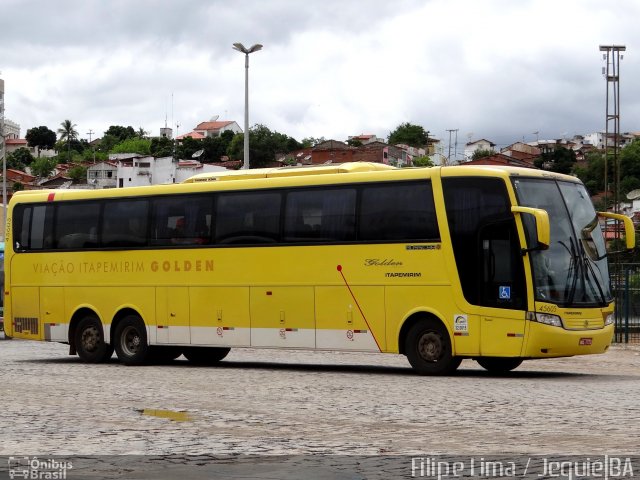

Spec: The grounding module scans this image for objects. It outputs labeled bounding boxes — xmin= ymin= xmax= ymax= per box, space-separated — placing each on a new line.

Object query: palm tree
xmin=57 ymin=119 xmax=78 ymax=163
xmin=137 ymin=127 xmax=148 ymax=138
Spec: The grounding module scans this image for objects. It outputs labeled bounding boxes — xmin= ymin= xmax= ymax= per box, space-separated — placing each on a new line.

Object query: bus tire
xmin=477 ymin=357 xmax=523 ymax=373
xmin=75 ymin=315 xmax=110 ymax=363
xmin=405 ymin=320 xmax=461 ymax=375
xmin=183 ymin=346 xmax=230 ymax=365
xmin=114 ymin=315 xmax=149 ymax=366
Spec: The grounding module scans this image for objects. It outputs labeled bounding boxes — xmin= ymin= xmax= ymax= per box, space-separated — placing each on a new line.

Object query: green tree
xmin=471 ymin=148 xmax=494 ymax=160
xmin=30 ymin=157 xmax=58 ymax=178
xmin=97 ymin=134 xmax=120 ymax=153
xmin=227 ymin=125 xmax=301 ymax=168
xmin=177 ymin=137 xmax=203 ymax=160
xmin=412 ymin=155 xmax=434 ymax=167
xmin=619 ymin=139 xmax=640 ymax=196
xmin=301 ymin=137 xmax=326 ymax=148
xmin=574 ymin=151 xmax=605 ymax=195
xmin=137 ymin=127 xmax=148 ymax=138
xmin=534 ymin=146 xmax=576 ymax=174
xmin=12 ymin=182 xmax=24 ymax=192
xmin=104 ymin=125 xmax=136 ymax=142
xmin=6 ymin=147 xmax=35 ymax=170
xmin=387 ymin=122 xmax=429 ymax=147
xmin=202 ymin=134 xmax=233 ymax=163
xmin=111 ymin=137 xmax=152 ymax=155
xmin=150 ymin=137 xmax=175 ymax=158
xmin=346 ymin=138 xmax=363 ymax=147
xmin=67 ymin=165 xmax=88 ymax=183
xmin=57 ymin=119 xmax=79 ymax=161
xmin=25 ymin=126 xmax=56 ymax=156
xmin=82 ymin=149 xmax=107 ymax=163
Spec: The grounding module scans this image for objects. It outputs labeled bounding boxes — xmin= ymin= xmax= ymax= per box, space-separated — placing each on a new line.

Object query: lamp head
xmin=233 ymin=43 xmax=263 ymax=54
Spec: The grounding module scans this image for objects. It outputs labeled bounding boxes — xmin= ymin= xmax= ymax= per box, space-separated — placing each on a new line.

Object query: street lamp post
xmin=232 ymin=42 xmax=262 ymax=170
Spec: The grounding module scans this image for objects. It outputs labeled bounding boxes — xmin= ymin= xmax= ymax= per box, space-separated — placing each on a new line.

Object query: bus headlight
xmin=604 ymin=313 xmax=614 ymax=326
xmin=535 ymin=313 xmax=564 ymax=328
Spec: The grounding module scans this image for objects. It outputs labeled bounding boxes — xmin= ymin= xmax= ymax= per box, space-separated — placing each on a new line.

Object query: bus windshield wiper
xmin=561 ymin=234 xmax=607 ymax=306
xmin=579 ymin=241 xmax=607 ymax=306
xmin=560 ymin=235 xmax=581 ymax=305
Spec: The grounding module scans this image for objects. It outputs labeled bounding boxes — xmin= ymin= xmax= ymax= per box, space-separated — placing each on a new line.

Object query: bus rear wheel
xmin=183 ymin=347 xmax=230 ymax=365
xmin=477 ymin=357 xmax=523 ymax=373
xmin=114 ymin=315 xmax=149 ymax=366
xmin=405 ymin=320 xmax=461 ymax=375
xmin=75 ymin=315 xmax=112 ymax=363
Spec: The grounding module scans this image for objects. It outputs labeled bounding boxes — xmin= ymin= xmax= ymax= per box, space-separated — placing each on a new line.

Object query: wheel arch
xmin=397 ymin=309 xmax=452 ymax=355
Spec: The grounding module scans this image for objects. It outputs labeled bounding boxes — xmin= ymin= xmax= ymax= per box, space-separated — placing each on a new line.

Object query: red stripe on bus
xmin=337 ymin=265 xmax=382 ymax=352
xmin=47 ymin=193 xmax=56 ymax=202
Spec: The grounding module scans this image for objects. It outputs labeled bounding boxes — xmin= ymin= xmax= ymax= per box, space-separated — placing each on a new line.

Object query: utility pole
xmin=1 ymin=74 xmax=6 ymax=241
xmin=446 ymin=129 xmax=458 ymax=165
xmin=600 ymin=45 xmax=625 ymax=216
xmin=87 ymin=129 xmax=95 ymax=163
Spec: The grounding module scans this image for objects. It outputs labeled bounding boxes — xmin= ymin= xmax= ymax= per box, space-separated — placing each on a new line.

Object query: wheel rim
xmin=81 ymin=326 xmax=100 ymax=353
xmin=121 ymin=326 xmax=142 ymax=357
xmin=417 ymin=331 xmax=443 ymax=362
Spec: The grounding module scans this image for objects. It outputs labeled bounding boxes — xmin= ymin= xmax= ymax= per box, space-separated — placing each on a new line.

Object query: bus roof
xmin=8 ymin=163 xmax=582 ymax=206
xmin=182 ymin=162 xmax=396 ymax=183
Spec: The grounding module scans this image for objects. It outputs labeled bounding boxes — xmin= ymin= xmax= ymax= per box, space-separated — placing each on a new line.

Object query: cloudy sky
xmin=1 ymin=0 xmax=639 ymax=156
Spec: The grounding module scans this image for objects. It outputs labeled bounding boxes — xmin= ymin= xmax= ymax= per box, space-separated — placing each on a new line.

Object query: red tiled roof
xmin=6 ymin=168 xmax=36 ymax=183
xmin=176 ymin=131 xmax=205 ymax=140
xmin=195 ymin=121 xmax=234 ymax=131
xmin=6 ymin=138 xmax=28 ymax=145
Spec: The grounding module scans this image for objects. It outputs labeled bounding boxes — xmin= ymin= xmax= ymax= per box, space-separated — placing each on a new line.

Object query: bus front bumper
xmin=522 ymin=321 xmax=614 ymax=358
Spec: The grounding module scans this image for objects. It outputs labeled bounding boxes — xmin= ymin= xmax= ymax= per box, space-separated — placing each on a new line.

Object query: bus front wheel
xmin=75 ymin=315 xmax=112 ymax=363
xmin=114 ymin=315 xmax=149 ymax=366
xmin=183 ymin=347 xmax=230 ymax=365
xmin=477 ymin=357 xmax=523 ymax=373
xmin=405 ymin=320 xmax=461 ymax=375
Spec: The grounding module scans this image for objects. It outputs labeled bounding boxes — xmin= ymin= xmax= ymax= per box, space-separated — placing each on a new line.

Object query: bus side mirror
xmin=511 ymin=206 xmax=550 ymax=250
xmin=597 ymin=212 xmax=636 ymax=250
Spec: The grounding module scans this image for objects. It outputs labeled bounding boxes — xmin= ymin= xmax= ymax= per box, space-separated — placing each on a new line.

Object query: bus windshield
xmin=513 ymin=177 xmax=611 ymax=307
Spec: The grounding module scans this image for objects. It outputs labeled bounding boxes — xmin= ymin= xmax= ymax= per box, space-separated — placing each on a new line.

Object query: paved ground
xmin=1 ymin=337 xmax=639 ymax=460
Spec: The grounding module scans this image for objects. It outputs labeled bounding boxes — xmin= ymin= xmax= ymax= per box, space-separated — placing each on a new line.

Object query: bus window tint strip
xmin=12 ymin=180 xmax=440 ymax=252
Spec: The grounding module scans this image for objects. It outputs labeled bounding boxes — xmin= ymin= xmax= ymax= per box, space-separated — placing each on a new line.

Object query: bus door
xmin=443 ymin=177 xmax=527 ymax=357
xmin=477 ymin=220 xmax=527 ymax=356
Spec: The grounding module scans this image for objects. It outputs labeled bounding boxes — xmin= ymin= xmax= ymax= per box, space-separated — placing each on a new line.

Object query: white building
xmin=109 ymin=154 xmax=229 ymax=188
xmin=87 ymin=161 xmax=118 ymax=189
xmin=2 ymin=118 xmax=20 ymax=140
xmin=116 ymin=156 xmax=175 ymax=187
xmin=175 ymin=160 xmax=227 ymax=182
xmin=193 ymin=120 xmax=242 ymax=138
xmin=463 ymin=139 xmax=496 ymax=161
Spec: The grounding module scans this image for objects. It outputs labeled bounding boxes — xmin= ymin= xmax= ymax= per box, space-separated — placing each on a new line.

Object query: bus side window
xmin=215 ymin=191 xmax=281 ymax=244
xmin=284 ymin=187 xmax=356 ymax=242
xmin=55 ymin=202 xmax=100 ymax=249
xmin=102 ymin=199 xmax=149 ymax=248
xmin=359 ymin=181 xmax=439 ymax=241
xmin=150 ymin=195 xmax=213 ymax=246
xmin=13 ymin=204 xmax=53 ymax=251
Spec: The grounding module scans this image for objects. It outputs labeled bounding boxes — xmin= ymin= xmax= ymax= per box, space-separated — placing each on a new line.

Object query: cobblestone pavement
xmin=1 ymin=339 xmax=639 ymax=458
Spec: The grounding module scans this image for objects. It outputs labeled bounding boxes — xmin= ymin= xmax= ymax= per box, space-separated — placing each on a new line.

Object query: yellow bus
xmin=3 ymin=162 xmax=634 ymax=374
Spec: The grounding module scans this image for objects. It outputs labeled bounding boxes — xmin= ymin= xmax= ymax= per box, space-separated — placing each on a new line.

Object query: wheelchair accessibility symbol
xmin=499 ymin=286 xmax=511 ymax=300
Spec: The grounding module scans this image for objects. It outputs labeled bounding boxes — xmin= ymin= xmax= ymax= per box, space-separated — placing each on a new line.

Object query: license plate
xmin=579 ymin=338 xmax=593 ymax=346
